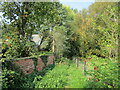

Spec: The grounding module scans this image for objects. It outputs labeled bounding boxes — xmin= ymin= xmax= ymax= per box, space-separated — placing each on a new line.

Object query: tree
xmin=93 ymin=3 xmax=118 ymax=58
xmin=1 ymin=2 xmax=65 ymax=59
xmin=51 ymin=26 xmax=68 ymax=58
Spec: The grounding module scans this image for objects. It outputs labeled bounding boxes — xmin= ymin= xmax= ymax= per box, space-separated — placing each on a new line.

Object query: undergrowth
xmin=34 ymin=62 xmax=87 ymax=88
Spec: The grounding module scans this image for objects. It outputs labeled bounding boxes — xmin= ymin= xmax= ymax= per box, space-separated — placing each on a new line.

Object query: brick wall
xmin=37 ymin=57 xmax=45 ymax=71
xmin=13 ymin=55 xmax=54 ymax=75
xmin=14 ymin=59 xmax=34 ymax=74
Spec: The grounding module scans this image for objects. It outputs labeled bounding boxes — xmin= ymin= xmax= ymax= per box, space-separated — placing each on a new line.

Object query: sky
xmin=60 ymin=1 xmax=95 ymax=11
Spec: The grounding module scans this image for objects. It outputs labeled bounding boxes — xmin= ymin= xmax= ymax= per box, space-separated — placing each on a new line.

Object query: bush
xmin=2 ymin=68 xmax=16 ymax=88
xmin=2 ymin=29 xmax=38 ymax=61
xmin=2 ymin=68 xmax=39 ymax=88
xmin=85 ymin=56 xmax=119 ymax=88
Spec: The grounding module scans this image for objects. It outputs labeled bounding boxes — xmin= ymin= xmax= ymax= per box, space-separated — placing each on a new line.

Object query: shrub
xmin=85 ymin=56 xmax=119 ymax=88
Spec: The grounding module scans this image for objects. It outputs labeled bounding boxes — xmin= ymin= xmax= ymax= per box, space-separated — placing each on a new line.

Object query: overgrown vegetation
xmin=34 ymin=62 xmax=87 ymax=88
xmin=1 ymin=1 xmax=119 ymax=89
xmin=85 ymin=55 xmax=119 ymax=88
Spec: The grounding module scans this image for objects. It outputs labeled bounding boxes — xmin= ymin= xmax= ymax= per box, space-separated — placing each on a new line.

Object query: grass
xmin=34 ymin=57 xmax=119 ymax=88
xmin=34 ymin=62 xmax=88 ymax=88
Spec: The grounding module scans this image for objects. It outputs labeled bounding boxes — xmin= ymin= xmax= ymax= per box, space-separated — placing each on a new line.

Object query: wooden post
xmin=52 ymin=39 xmax=55 ymax=53
xmin=75 ymin=57 xmax=79 ymax=67
xmin=76 ymin=58 xmax=77 ymax=67
xmin=77 ymin=58 xmax=79 ymax=67
xmin=84 ymin=60 xmax=87 ymax=75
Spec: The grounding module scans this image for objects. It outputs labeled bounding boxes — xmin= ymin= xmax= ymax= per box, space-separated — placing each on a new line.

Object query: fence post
xmin=75 ymin=57 xmax=79 ymax=67
xmin=84 ymin=60 xmax=87 ymax=75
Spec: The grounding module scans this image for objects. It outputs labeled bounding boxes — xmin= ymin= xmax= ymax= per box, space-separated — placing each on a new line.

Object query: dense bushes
xmin=2 ymin=68 xmax=31 ymax=88
xmin=2 ymin=63 xmax=55 ymax=88
xmin=2 ymin=26 xmax=37 ymax=61
xmin=85 ymin=55 xmax=119 ymax=88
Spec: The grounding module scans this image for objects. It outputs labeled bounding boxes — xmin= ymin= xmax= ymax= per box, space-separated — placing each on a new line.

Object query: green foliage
xmin=1 ymin=2 xmax=67 ymax=60
xmin=67 ymin=65 xmax=87 ymax=88
xmin=3 ymin=57 xmax=118 ymax=88
xmin=2 ymin=68 xmax=30 ymax=88
xmin=1 ymin=1 xmax=119 ymax=89
xmin=34 ymin=64 xmax=68 ymax=88
xmin=34 ymin=62 xmax=87 ymax=88
xmin=85 ymin=56 xmax=119 ymax=88
xmin=52 ymin=25 xmax=68 ymax=58
xmin=39 ymin=51 xmax=53 ymax=56
xmin=69 ymin=2 xmax=118 ymax=59
xmin=2 ymin=68 xmax=15 ymax=88
xmin=96 ymin=3 xmax=118 ymax=58
xmin=2 ymin=28 xmax=37 ymax=60
xmin=2 ymin=67 xmax=38 ymax=88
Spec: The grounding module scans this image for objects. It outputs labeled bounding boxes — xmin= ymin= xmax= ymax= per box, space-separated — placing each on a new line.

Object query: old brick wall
xmin=13 ymin=56 xmax=54 ymax=75
xmin=14 ymin=59 xmax=34 ymax=75
xmin=37 ymin=57 xmax=45 ymax=71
